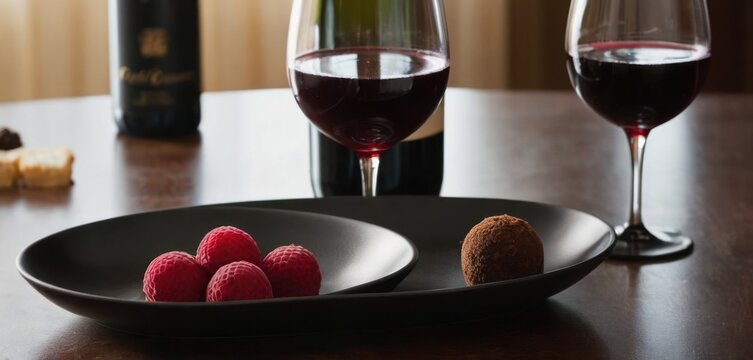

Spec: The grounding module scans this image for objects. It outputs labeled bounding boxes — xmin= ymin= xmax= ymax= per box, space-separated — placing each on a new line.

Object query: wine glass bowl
xmin=287 ymin=0 xmax=450 ymax=197
xmin=567 ymin=42 xmax=710 ymax=137
xmin=565 ymin=0 xmax=710 ymax=259
xmin=291 ymin=48 xmax=449 ymax=158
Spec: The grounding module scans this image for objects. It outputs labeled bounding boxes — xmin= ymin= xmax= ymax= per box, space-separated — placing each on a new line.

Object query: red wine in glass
xmin=566 ymin=38 xmax=710 ymax=258
xmin=566 ymin=0 xmax=711 ymax=259
xmin=291 ymin=47 xmax=450 ymax=159
xmin=567 ymin=41 xmax=710 ymax=137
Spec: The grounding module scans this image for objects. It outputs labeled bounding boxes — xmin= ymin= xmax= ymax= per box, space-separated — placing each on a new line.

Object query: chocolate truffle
xmin=461 ymin=214 xmax=544 ymax=285
xmin=0 ymin=127 xmax=22 ymax=150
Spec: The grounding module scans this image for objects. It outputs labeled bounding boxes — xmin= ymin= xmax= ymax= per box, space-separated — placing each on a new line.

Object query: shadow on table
xmin=36 ymin=299 xmax=609 ymax=359
xmin=0 ymin=188 xmax=20 ymax=206
xmin=0 ymin=185 xmax=72 ymax=208
xmin=19 ymin=187 xmax=73 ymax=208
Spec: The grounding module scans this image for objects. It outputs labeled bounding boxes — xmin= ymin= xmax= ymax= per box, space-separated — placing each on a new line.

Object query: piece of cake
xmin=461 ymin=214 xmax=544 ymax=285
xmin=0 ymin=148 xmax=24 ymax=188
xmin=18 ymin=147 xmax=74 ymax=188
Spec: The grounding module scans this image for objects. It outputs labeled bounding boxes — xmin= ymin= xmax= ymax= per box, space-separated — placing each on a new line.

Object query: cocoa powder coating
xmin=461 ymin=214 xmax=544 ymax=285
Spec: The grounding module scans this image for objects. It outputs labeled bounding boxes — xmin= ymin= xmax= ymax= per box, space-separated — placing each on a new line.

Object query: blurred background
xmin=0 ymin=0 xmax=750 ymax=103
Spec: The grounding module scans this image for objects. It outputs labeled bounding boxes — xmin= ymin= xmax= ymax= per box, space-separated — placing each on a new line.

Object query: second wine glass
xmin=287 ymin=0 xmax=450 ymax=197
xmin=566 ymin=0 xmax=711 ymax=258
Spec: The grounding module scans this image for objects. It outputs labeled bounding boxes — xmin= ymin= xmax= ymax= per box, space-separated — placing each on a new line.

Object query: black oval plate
xmin=18 ymin=197 xmax=615 ymax=337
xmin=17 ymin=207 xmax=418 ymax=335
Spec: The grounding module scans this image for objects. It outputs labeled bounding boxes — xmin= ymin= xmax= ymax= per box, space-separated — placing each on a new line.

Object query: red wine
xmin=109 ymin=0 xmax=201 ymax=137
xmin=567 ymin=41 xmax=709 ymax=136
xmin=310 ymin=106 xmax=444 ymax=197
xmin=291 ymin=48 xmax=449 ymax=158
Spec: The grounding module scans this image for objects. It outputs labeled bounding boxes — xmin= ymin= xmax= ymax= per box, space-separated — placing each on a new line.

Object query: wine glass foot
xmin=610 ymin=223 xmax=693 ymax=259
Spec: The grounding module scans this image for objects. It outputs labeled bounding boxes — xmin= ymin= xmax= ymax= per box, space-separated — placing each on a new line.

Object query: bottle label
xmin=404 ymin=100 xmax=444 ymax=142
xmin=112 ymin=0 xmax=201 ymax=111
xmin=119 ymin=25 xmax=198 ymax=108
xmin=139 ymin=28 xmax=169 ymax=58
xmin=119 ymin=67 xmax=196 ymax=88
xmin=120 ymin=69 xmax=197 ymax=108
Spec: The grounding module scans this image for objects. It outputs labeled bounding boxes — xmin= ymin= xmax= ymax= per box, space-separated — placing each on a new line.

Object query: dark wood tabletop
xmin=1 ymin=89 xmax=752 ymax=359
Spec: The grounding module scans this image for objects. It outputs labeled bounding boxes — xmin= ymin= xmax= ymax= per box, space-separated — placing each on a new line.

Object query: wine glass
xmin=565 ymin=0 xmax=710 ymax=258
xmin=287 ymin=0 xmax=450 ymax=197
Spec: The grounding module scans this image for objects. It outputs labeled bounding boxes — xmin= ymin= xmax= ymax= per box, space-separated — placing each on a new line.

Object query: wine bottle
xmin=308 ymin=0 xmax=444 ymax=196
xmin=108 ymin=0 xmax=201 ymax=137
xmin=310 ymin=102 xmax=444 ymax=196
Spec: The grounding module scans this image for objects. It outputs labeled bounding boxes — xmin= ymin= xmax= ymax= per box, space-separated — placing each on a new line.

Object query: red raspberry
xmin=196 ymin=226 xmax=261 ymax=274
xmin=261 ymin=245 xmax=321 ymax=297
xmin=143 ymin=251 xmax=209 ymax=302
xmin=206 ymin=261 xmax=273 ymax=302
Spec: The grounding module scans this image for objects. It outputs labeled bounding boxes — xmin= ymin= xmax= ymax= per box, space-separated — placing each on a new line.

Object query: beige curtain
xmin=0 ymin=0 xmax=554 ymax=102
xmin=0 ymin=0 xmax=108 ymax=102
xmin=200 ymin=0 xmax=512 ymax=90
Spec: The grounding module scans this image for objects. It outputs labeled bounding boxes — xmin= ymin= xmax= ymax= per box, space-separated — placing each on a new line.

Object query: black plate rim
xmin=18 ymin=196 xmax=615 ymax=309
xmin=15 ymin=196 xmax=619 ymax=336
xmin=16 ymin=206 xmax=420 ymax=306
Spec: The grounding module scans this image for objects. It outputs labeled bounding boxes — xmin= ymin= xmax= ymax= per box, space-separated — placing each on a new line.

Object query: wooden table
xmin=1 ymin=89 xmax=751 ymax=359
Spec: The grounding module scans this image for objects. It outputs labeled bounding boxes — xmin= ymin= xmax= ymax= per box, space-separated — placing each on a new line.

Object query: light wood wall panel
xmin=508 ymin=0 xmax=571 ymax=90
xmin=34 ymin=1 xmax=80 ymax=97
xmin=445 ymin=0 xmax=510 ymax=89
xmin=0 ymin=0 xmax=509 ymax=102
xmin=200 ymin=0 xmax=294 ymax=91
xmin=0 ymin=0 xmax=750 ymax=102
xmin=0 ymin=0 xmax=109 ymax=102
xmin=77 ymin=0 xmax=110 ymax=96
xmin=0 ymin=0 xmax=36 ymax=101
xmin=199 ymin=0 xmax=510 ymax=91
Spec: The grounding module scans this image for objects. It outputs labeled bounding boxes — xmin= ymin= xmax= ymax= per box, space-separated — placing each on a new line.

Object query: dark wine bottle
xmin=108 ymin=0 xmax=201 ymax=137
xmin=307 ymin=0 xmax=444 ymax=196
xmin=310 ymin=102 xmax=444 ymax=196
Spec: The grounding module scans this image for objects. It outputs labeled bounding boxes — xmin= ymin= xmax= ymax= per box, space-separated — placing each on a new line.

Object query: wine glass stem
xmin=626 ymin=131 xmax=647 ymax=227
xmin=359 ymin=155 xmax=380 ymax=197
